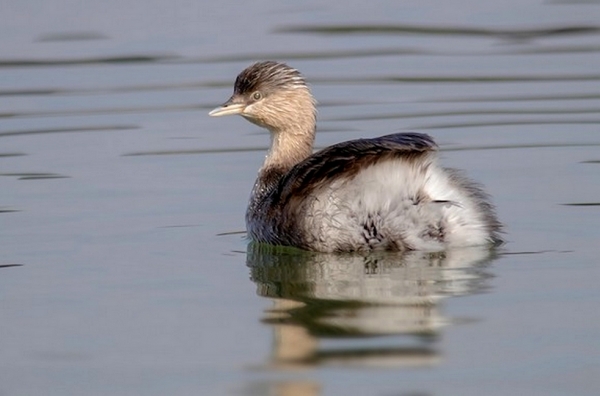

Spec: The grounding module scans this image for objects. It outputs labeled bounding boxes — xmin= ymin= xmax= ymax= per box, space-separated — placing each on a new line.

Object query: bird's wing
xmin=275 ymin=132 xmax=437 ymax=203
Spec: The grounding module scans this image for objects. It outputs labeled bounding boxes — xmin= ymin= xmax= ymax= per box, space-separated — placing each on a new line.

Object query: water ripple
xmin=424 ymin=93 xmax=600 ymax=103
xmin=0 ymin=152 xmax=26 ymax=158
xmin=122 ymin=147 xmax=268 ymax=157
xmin=275 ymin=23 xmax=600 ymax=40
xmin=314 ymin=73 xmax=600 ymax=84
xmin=0 ymin=172 xmax=69 ymax=180
xmin=36 ymin=31 xmax=108 ymax=42
xmin=410 ymin=119 xmax=600 ymax=130
xmin=0 ymin=55 xmax=179 ymax=68
xmin=329 ymin=108 xmax=600 ymax=122
xmin=0 ymin=125 xmax=138 ymax=138
xmin=561 ymin=203 xmax=600 ymax=206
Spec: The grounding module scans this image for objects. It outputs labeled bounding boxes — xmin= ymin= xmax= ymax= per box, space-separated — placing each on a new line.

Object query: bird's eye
xmin=252 ymin=91 xmax=262 ymax=101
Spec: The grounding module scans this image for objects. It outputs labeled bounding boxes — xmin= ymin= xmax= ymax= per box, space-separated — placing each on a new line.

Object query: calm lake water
xmin=1 ymin=0 xmax=599 ymax=395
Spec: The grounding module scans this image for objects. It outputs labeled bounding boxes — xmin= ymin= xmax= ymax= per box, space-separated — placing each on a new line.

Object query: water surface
xmin=1 ymin=0 xmax=599 ymax=395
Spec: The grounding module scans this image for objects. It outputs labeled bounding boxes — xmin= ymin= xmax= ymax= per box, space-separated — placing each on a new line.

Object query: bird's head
xmin=209 ymin=61 xmax=316 ymax=134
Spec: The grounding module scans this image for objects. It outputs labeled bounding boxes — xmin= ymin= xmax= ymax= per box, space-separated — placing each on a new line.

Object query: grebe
xmin=209 ymin=61 xmax=502 ymax=252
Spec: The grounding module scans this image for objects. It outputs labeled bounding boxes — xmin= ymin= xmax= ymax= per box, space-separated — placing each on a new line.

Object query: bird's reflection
xmin=247 ymin=243 xmax=497 ymax=370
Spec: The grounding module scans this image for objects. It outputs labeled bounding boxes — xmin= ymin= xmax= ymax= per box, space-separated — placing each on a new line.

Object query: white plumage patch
xmin=422 ymin=167 xmax=491 ymax=247
xmin=302 ymin=156 xmax=491 ymax=252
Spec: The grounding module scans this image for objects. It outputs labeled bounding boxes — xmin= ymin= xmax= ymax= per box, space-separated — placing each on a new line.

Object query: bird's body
xmin=210 ymin=61 xmax=502 ymax=252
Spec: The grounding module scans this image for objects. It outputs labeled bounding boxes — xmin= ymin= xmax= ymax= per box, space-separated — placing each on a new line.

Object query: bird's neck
xmin=249 ymin=125 xmax=314 ymax=215
xmin=261 ymin=125 xmax=315 ymax=173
